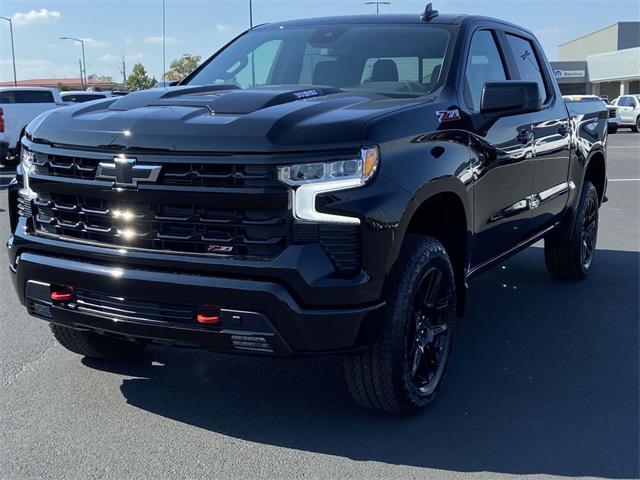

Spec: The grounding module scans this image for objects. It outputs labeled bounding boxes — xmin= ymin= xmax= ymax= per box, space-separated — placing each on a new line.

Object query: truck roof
xmin=253 ymin=13 xmax=530 ymax=32
xmin=0 ymin=86 xmax=60 ymax=93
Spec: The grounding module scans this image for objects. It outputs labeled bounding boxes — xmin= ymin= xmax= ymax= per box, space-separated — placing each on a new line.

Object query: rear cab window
xmin=504 ymin=33 xmax=550 ymax=103
xmin=62 ymin=94 xmax=107 ymax=103
xmin=0 ymin=90 xmax=55 ymax=104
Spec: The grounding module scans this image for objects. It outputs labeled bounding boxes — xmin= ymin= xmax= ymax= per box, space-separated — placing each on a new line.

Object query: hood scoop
xmin=109 ymin=84 xmax=343 ymax=115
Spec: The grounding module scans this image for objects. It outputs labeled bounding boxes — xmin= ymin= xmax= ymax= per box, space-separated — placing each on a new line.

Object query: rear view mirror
xmin=480 ymin=81 xmax=542 ymax=117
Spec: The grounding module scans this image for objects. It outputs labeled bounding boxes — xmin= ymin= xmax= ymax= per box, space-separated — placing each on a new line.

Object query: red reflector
xmin=196 ymin=306 xmax=220 ymax=324
xmin=50 ymin=285 xmax=75 ymax=302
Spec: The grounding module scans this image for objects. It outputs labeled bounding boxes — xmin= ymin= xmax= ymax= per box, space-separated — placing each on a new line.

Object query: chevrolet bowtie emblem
xmin=96 ymin=156 xmax=162 ymax=188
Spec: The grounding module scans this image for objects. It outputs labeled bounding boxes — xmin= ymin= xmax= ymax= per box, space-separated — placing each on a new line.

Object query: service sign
xmin=553 ymin=69 xmax=586 ymax=79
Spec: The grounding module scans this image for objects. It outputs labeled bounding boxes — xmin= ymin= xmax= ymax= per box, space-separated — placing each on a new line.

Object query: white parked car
xmin=610 ymin=95 xmax=640 ymax=132
xmin=0 ymin=87 xmax=66 ymax=166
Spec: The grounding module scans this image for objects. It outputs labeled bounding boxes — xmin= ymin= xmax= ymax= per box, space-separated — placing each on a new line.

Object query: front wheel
xmin=544 ymin=181 xmax=599 ymax=280
xmin=631 ymin=117 xmax=640 ymax=133
xmin=343 ymin=235 xmax=457 ymax=414
xmin=607 ymin=126 xmax=618 ymax=134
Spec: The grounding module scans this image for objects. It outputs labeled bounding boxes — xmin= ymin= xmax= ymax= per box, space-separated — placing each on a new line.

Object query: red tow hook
xmin=196 ymin=305 xmax=221 ymax=325
xmin=50 ymin=285 xmax=75 ymax=302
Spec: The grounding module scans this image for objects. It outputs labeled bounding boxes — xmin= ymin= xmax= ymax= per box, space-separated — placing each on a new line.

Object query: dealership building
xmin=550 ymin=21 xmax=640 ymax=99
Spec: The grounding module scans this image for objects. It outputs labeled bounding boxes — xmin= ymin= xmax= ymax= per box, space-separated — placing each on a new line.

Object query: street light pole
xmin=0 ymin=16 xmax=17 ymax=86
xmin=162 ymin=0 xmax=166 ymax=82
xmin=364 ymin=1 xmax=390 ymax=14
xmin=249 ymin=0 xmax=253 ymax=28
xmin=60 ymin=37 xmax=87 ymax=89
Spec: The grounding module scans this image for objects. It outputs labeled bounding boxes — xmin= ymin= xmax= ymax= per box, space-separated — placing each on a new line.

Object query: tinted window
xmin=62 ymin=94 xmax=106 ymax=103
xmin=464 ymin=30 xmax=507 ymax=111
xmin=620 ymin=96 xmax=638 ymax=107
xmin=187 ymin=24 xmax=454 ymax=97
xmin=0 ymin=90 xmax=55 ymax=104
xmin=506 ymin=34 xmax=548 ymax=102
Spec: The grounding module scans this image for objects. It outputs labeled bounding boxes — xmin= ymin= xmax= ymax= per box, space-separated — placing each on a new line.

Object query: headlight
xmin=19 ymin=148 xmax=37 ymax=199
xmin=277 ymin=147 xmax=378 ymax=225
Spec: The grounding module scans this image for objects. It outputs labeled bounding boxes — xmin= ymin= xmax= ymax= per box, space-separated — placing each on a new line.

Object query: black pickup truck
xmin=7 ymin=5 xmax=607 ymax=414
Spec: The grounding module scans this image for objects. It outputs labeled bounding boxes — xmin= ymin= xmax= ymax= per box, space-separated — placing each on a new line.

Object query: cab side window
xmin=464 ymin=30 xmax=507 ymax=111
xmin=505 ymin=34 xmax=549 ymax=102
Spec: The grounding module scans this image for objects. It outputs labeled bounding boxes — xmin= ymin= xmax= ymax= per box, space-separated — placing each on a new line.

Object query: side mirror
xmin=480 ymin=81 xmax=542 ymax=118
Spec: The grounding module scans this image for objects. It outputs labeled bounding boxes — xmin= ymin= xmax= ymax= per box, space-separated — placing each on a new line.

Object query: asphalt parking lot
xmin=0 ymin=133 xmax=638 ymax=480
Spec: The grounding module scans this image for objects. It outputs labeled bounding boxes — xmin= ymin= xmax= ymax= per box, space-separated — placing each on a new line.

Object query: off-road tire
xmin=343 ymin=235 xmax=457 ymax=415
xmin=544 ymin=181 xmax=599 ymax=280
xmin=50 ymin=324 xmax=144 ymax=359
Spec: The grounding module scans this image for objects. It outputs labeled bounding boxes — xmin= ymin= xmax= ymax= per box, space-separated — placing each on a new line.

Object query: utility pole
xmin=121 ymin=56 xmax=127 ymax=89
xmin=78 ymin=60 xmax=84 ymax=89
xmin=162 ymin=0 xmax=166 ymax=82
xmin=364 ymin=1 xmax=390 ymax=14
xmin=249 ymin=0 xmax=253 ymax=28
xmin=0 ymin=16 xmax=17 ymax=86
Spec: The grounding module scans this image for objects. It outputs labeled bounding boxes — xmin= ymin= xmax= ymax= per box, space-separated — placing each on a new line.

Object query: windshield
xmin=186 ymin=23 xmax=454 ymax=97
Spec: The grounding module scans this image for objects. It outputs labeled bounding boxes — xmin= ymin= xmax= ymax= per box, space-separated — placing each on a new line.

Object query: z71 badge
xmin=436 ymin=109 xmax=461 ymax=123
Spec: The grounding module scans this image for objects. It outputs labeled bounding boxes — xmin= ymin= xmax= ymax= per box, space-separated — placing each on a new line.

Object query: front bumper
xmin=8 ymin=244 xmax=385 ymax=356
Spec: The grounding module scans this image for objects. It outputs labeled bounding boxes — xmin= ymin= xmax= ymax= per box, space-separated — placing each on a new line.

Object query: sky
xmin=1 ymin=0 xmax=639 ymax=83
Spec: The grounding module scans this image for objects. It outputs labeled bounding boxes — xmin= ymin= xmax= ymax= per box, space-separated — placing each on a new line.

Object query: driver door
xmin=462 ymin=29 xmax=536 ymax=268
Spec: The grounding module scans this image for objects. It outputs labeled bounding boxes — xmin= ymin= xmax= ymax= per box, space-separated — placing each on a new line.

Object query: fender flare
xmin=386 ymin=175 xmax=472 ymax=272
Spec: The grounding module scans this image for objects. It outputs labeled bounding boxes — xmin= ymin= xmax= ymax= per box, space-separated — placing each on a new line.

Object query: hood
xmin=27 ymin=85 xmax=424 ymax=153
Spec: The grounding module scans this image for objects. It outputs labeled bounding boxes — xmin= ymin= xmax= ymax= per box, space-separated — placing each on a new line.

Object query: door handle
xmin=557 ymin=124 xmax=570 ymax=136
xmin=517 ymin=129 xmax=534 ymax=144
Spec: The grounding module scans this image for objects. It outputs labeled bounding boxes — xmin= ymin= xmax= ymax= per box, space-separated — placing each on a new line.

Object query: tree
xmin=165 ymin=54 xmax=201 ymax=81
xmin=56 ymin=82 xmax=71 ymax=92
xmin=127 ymin=63 xmax=156 ymax=91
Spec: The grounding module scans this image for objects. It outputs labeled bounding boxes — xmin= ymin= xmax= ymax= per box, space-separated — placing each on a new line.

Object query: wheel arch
xmin=584 ymin=149 xmax=606 ymax=205
xmin=390 ymin=178 xmax=472 ymax=315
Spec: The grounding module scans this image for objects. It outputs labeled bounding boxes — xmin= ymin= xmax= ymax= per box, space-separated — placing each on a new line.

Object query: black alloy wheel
xmin=406 ymin=267 xmax=454 ymax=396
xmin=581 ymin=193 xmax=598 ymax=270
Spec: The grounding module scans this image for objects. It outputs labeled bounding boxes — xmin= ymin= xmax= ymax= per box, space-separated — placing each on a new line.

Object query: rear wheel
xmin=631 ymin=116 xmax=640 ymax=133
xmin=544 ymin=181 xmax=599 ymax=280
xmin=50 ymin=324 xmax=144 ymax=359
xmin=343 ymin=235 xmax=457 ymax=414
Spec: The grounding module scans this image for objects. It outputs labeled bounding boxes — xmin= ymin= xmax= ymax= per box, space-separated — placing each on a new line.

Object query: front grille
xmin=32 ymin=152 xmax=281 ymax=188
xmin=27 ymin=146 xmax=363 ymax=275
xmin=33 ymin=192 xmax=291 ymax=258
xmin=608 ymin=108 xmax=618 ymax=119
xmin=18 ymin=194 xmax=33 ymax=218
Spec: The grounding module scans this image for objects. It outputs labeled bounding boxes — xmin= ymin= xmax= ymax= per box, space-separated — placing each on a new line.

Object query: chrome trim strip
xmin=538 ymin=181 xmax=569 ymax=202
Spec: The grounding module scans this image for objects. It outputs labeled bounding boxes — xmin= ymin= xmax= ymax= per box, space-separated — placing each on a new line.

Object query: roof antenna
xmin=420 ymin=2 xmax=439 ymax=22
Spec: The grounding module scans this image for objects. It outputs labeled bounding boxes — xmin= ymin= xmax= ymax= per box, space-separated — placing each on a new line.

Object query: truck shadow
xmin=83 ymin=247 xmax=639 ymax=478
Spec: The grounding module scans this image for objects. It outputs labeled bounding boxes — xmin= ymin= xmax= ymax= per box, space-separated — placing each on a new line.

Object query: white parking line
xmin=609 ymin=179 xmax=640 ymax=182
